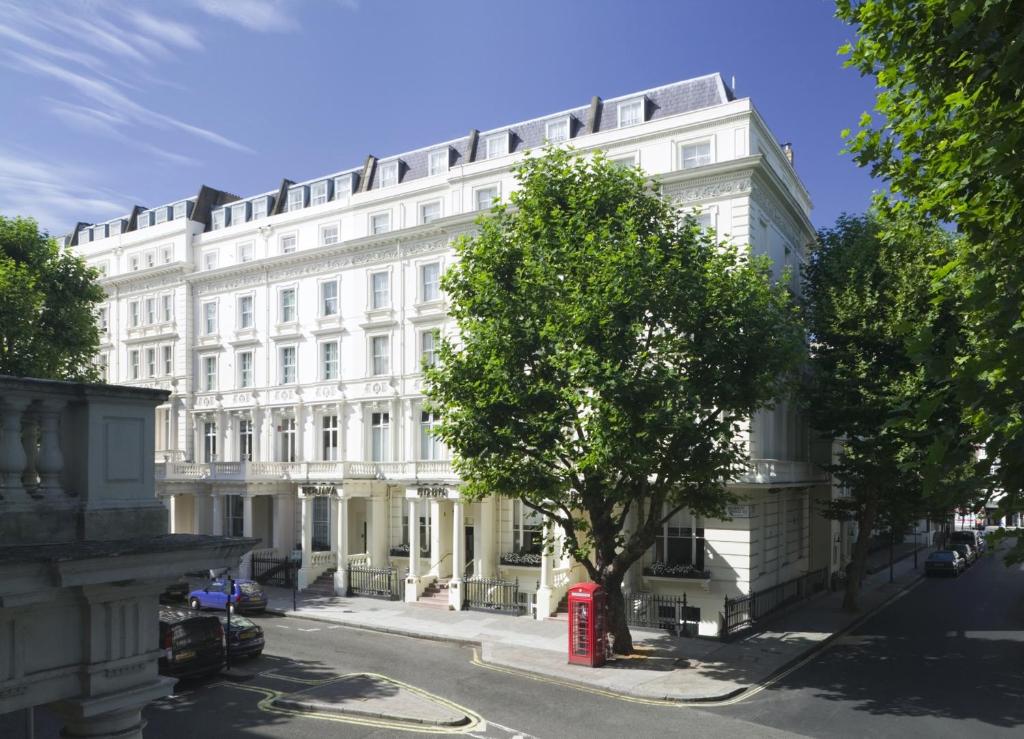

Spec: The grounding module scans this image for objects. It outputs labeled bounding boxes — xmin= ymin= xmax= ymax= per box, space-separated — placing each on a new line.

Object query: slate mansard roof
xmin=67 ymin=73 xmax=733 ymax=245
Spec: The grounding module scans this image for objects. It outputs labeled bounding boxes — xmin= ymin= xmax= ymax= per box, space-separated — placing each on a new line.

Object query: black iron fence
xmin=251 ymin=551 xmax=297 ymax=588
xmin=463 ymin=576 xmax=526 ymax=615
xmin=347 ymin=564 xmax=401 ymax=600
xmin=624 ymin=592 xmax=701 ymax=637
xmin=721 ymin=567 xmax=829 ymax=638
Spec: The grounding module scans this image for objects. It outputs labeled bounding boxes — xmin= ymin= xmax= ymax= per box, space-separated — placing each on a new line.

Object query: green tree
xmin=802 ymin=213 xmax=977 ymax=610
xmin=837 ymin=0 xmax=1024 ymax=560
xmin=426 ymin=148 xmax=804 ymax=652
xmin=0 ymin=216 xmax=105 ymax=381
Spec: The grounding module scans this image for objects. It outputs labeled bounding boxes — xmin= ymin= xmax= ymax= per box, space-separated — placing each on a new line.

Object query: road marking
xmin=297 ymin=627 xmax=320 ymax=632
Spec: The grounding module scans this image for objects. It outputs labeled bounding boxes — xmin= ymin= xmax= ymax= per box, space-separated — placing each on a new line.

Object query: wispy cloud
xmin=127 ymin=9 xmax=203 ymax=51
xmin=190 ymin=0 xmax=301 ymax=33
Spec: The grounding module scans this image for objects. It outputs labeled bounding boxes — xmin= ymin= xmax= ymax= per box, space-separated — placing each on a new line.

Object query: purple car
xmin=188 ymin=578 xmax=267 ymax=614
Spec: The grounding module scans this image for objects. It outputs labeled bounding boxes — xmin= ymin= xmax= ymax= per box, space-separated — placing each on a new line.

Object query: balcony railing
xmin=156 ymin=459 xmax=458 ymax=483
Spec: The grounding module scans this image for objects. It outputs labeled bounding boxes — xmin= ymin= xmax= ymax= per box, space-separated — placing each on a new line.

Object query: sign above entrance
xmin=727 ymin=504 xmax=753 ymax=519
xmin=406 ymin=485 xmax=458 ymax=500
xmin=302 ymin=484 xmax=337 ymax=497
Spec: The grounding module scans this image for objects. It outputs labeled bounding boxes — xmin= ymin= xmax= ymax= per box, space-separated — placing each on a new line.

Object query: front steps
xmin=304 ymin=568 xmax=338 ymax=597
xmin=415 ymin=578 xmax=453 ymax=610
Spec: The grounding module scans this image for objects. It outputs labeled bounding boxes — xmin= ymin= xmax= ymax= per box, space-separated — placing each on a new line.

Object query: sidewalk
xmin=262 ymin=550 xmax=933 ymax=703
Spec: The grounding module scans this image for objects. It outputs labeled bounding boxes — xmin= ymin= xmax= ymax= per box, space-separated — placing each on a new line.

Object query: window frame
xmin=161 ymin=293 xmax=173 ymax=322
xmin=369 ymin=270 xmax=390 ymax=310
xmin=162 ymin=345 xmax=173 ymax=376
xmin=238 ymin=294 xmax=255 ymax=330
xmin=202 ymin=301 xmax=218 ymax=336
xmin=202 ymin=355 xmax=217 ymax=392
xmin=321 ymin=414 xmax=339 ymax=461
xmin=678 ymin=136 xmax=715 ymax=170
xmin=203 ymin=250 xmax=219 ymax=271
xmin=370 ymin=410 xmax=390 ymax=462
xmin=319 ymin=279 xmax=339 ymax=317
xmin=320 ymin=339 xmax=340 ymax=381
xmin=369 ymin=210 xmax=391 ymax=235
xmin=376 ymin=160 xmax=399 ymax=189
xmin=238 ymin=349 xmax=254 ymax=388
xmin=145 ymin=347 xmax=156 ymax=378
xmin=545 ymin=116 xmax=571 ymax=143
xmin=473 ymin=184 xmax=500 ymax=211
xmin=616 ymin=97 xmax=645 ymax=128
xmin=427 ymin=148 xmax=449 ymax=177
xmin=129 ymin=349 xmax=140 ymax=380
xmin=420 ymin=328 xmax=440 ymax=370
xmin=279 ymin=232 xmax=298 ymax=255
xmin=129 ymin=301 xmax=140 ymax=328
xmin=370 ymin=334 xmax=390 ymax=377
xmin=309 ymin=180 xmax=331 ymax=207
xmin=237 ymin=240 xmax=254 ymax=263
xmin=278 ymin=286 xmax=297 ymax=324
xmin=418 ymin=199 xmax=442 ymax=225
xmin=279 ymin=345 xmax=297 ymax=385
xmin=419 ymin=261 xmax=441 ymax=303
xmin=482 ymin=131 xmax=509 ymax=160
xmin=287 ymin=186 xmax=307 ymax=212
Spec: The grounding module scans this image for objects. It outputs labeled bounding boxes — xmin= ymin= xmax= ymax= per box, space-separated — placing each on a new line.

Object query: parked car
xmin=925 ymin=550 xmax=965 ymax=577
xmin=217 ymin=613 xmax=265 ymax=659
xmin=189 ymin=578 xmax=268 ymax=614
xmin=950 ymin=529 xmax=986 ymax=555
xmin=949 ymin=543 xmax=976 ymax=566
xmin=158 ymin=606 xmax=225 ymax=679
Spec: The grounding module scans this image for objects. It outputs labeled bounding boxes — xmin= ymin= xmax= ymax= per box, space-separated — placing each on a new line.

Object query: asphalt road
xmin=22 ymin=541 xmax=1024 ymax=738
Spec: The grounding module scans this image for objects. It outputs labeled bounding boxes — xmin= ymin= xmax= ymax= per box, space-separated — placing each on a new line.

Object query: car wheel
xmin=189 ymin=597 xmax=201 ymax=610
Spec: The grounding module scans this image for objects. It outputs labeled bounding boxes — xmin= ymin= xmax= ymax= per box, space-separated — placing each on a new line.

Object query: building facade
xmin=69 ymin=73 xmax=830 ymax=636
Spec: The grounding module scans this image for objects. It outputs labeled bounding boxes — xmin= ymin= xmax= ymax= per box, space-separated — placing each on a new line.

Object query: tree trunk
xmin=603 ymin=576 xmax=634 ymax=655
xmin=843 ymin=496 xmax=878 ymax=612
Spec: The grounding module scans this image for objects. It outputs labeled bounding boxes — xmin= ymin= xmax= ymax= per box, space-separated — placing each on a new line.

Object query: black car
xmin=950 ymin=529 xmax=986 ymax=555
xmin=217 ymin=614 xmax=265 ymax=659
xmin=158 ymin=605 xmax=225 ymax=679
xmin=925 ymin=549 xmax=965 ymax=577
xmin=949 ymin=543 xmax=976 ymax=566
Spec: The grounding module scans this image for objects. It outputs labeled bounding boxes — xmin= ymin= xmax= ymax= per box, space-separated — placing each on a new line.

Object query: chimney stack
xmin=781 ymin=142 xmax=794 ymax=165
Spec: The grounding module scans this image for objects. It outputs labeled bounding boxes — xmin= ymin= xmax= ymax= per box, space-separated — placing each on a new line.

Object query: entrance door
xmin=465 ymin=525 xmax=475 ymax=577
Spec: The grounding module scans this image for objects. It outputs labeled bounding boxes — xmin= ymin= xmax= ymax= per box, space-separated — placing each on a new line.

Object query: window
xmin=371 ymin=336 xmax=389 ymax=376
xmin=109 ymin=220 xmax=123 ymax=236
xmin=92 ymin=224 xmax=107 ymax=240
xmin=230 ymin=202 xmax=248 ymax=227
xmin=129 ymin=350 xmax=140 ymax=379
xmin=419 ymin=200 xmax=441 ymax=224
xmin=97 ymin=354 xmax=108 ymax=382
xmin=679 ymin=140 xmax=713 ymax=169
xmin=321 ymin=341 xmax=339 ymax=380
xmin=320 ymin=224 xmax=339 ymax=246
xmin=162 ymin=345 xmax=173 ymax=375
xmin=154 ymin=207 xmax=168 ymax=225
xmin=513 ymin=499 xmax=543 ymax=555
xmin=211 ymin=208 xmax=226 ymax=231
xmin=428 ymin=148 xmax=449 ymax=177
xmin=137 ymin=211 xmax=151 ymax=230
xmin=545 ymin=117 xmax=570 ymax=142
xmin=129 ymin=255 xmax=140 ymax=271
xmin=654 ymin=510 xmax=706 ymax=571
xmin=145 ymin=348 xmax=156 ymax=377
xmin=280 ymin=234 xmax=297 ymax=254
xmin=279 ymin=288 xmax=296 ymax=323
xmin=610 ymin=153 xmax=638 ymax=169
xmin=98 ymin=307 xmax=108 ymax=333
xmin=475 ymin=186 xmax=498 ymax=211
xmin=145 ymin=297 xmax=155 ymax=325
xmin=238 ymin=295 xmax=254 ymax=329
xmin=419 ymin=410 xmax=444 ymax=460
xmin=172 ymin=201 xmax=188 ymax=220
xmin=370 ymin=271 xmax=389 ymax=309
xmin=203 ymin=421 xmax=217 ymax=462
xmin=310 ymin=180 xmax=330 ymax=206
xmin=322 ymin=415 xmax=339 ymax=461
xmin=402 ymin=501 xmax=431 ymax=555
xmin=312 ymin=496 xmax=331 ymax=551
xmin=617 ymin=97 xmax=644 ymax=127
xmin=251 ymin=197 xmax=268 ymax=220
xmin=95 ymin=263 xmax=107 ymax=277
xmin=420 ymin=329 xmax=440 ymax=369
xmin=694 ymin=210 xmax=714 ymax=230
xmin=288 ymin=186 xmax=306 ymax=212
xmin=420 ymin=262 xmax=441 ymax=302
xmin=320 ymin=281 xmax=338 ymax=316
xmin=238 ymin=420 xmax=253 ymax=462
xmin=280 ymin=346 xmax=297 ymax=384
xmin=278 ymin=417 xmax=296 ymax=462
xmin=161 ymin=246 xmax=173 ymax=264
xmin=238 ymin=350 xmax=253 ymax=388
xmin=377 ymin=161 xmax=398 ymax=188
xmin=334 ymin=174 xmax=354 ymax=199
xmin=129 ymin=301 xmax=140 ymax=327
xmin=482 ymin=132 xmax=508 ymax=160
xmin=221 ymin=494 xmax=243 ymax=536
xmin=161 ymin=294 xmax=172 ymax=322
xmin=370 ymin=411 xmax=390 ymax=461
xmin=238 ymin=241 xmax=254 ymax=263
xmin=203 ymin=356 xmax=217 ymax=391
xmin=203 ymin=251 xmax=218 ymax=271
xmin=370 ymin=211 xmax=391 ymax=235
xmin=202 ymin=302 xmax=217 ymax=335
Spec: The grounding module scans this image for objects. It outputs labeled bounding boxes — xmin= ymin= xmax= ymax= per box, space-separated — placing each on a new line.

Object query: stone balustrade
xmin=156 ymin=459 xmax=457 ymax=483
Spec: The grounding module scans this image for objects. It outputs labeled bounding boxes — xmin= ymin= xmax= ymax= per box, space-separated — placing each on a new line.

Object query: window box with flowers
xmin=500 ymin=551 xmax=542 ymax=567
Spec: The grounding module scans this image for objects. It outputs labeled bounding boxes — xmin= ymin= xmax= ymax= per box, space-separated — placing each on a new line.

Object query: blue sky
xmin=0 ymin=0 xmax=880 ymax=236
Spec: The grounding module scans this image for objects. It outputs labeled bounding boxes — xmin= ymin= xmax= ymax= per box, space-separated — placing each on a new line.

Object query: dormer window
xmin=172 ymin=200 xmax=192 ymax=221
xmin=482 ymin=132 xmax=509 ymax=160
xmin=334 ymin=173 xmax=357 ymax=199
xmin=545 ymin=117 xmax=571 ymax=143
xmin=78 ymin=227 xmax=92 ymax=244
xmin=91 ymin=224 xmax=107 ymax=241
xmin=377 ymin=161 xmax=399 ymax=189
xmin=153 ymin=206 xmax=171 ymax=225
xmin=310 ymin=180 xmax=332 ymax=207
xmin=136 ymin=211 xmax=151 ymax=230
xmin=428 ymin=148 xmax=450 ymax=177
xmin=230 ymin=201 xmax=249 ymax=226
xmin=211 ymin=208 xmax=227 ymax=231
xmin=288 ymin=185 xmax=307 ymax=212
xmin=617 ymin=97 xmax=645 ymax=128
xmin=108 ymin=219 xmax=124 ymax=236
xmin=251 ymin=196 xmax=270 ymax=220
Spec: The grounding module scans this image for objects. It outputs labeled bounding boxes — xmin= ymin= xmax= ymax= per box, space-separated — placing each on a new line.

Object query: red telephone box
xmin=567 ymin=582 xmax=607 ymax=667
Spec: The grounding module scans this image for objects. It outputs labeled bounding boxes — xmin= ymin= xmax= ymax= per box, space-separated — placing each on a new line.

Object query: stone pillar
xmin=429 ymin=499 xmax=443 ymax=577
xmin=215 ymin=409 xmax=227 ymax=463
xmin=298 ymin=492 xmax=312 ymax=589
xmin=334 ymin=495 xmax=349 ymax=595
xmin=0 ymin=397 xmax=30 ymax=499
xmin=296 ymin=400 xmax=307 ymax=461
xmin=167 ymin=494 xmax=177 ymax=534
xmin=401 ymin=397 xmax=413 ymax=463
xmin=168 ymin=397 xmax=179 ymax=452
xmin=211 ymin=493 xmax=223 ymax=535
xmin=272 ymin=493 xmax=286 ymax=552
xmin=535 ymin=521 xmax=554 ymax=619
xmin=480 ymin=494 xmax=497 ymax=578
xmin=261 ymin=408 xmax=274 ymax=463
xmin=336 ymin=400 xmax=347 ymax=461
xmin=371 ymin=495 xmax=388 ymax=566
xmin=242 ymin=494 xmax=254 ymax=538
xmin=449 ymin=499 xmax=465 ymax=609
xmin=56 ymin=706 xmax=148 ymax=739
xmin=353 ymin=402 xmax=365 ymax=461
xmin=405 ymin=497 xmax=421 ymax=601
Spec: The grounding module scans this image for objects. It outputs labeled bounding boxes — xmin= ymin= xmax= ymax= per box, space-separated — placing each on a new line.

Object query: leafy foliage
xmin=0 ymin=216 xmax=104 ymax=381
xmin=838 ymin=0 xmax=1024 ymax=562
xmin=426 ymin=148 xmax=804 ymax=651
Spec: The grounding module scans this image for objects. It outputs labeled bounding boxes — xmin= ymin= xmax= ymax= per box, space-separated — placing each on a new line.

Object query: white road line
xmin=297 ymin=627 xmax=320 ymax=632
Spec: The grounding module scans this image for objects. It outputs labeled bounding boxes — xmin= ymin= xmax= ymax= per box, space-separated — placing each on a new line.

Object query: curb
xmin=272 ymin=696 xmax=472 ymax=727
xmin=264 ymin=606 xmax=483 ymax=649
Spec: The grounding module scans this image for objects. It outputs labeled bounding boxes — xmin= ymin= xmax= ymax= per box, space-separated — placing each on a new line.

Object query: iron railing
xmin=347 ymin=564 xmax=401 ymax=600
xmin=624 ymin=592 xmax=701 ymax=637
xmin=463 ymin=576 xmax=526 ymax=615
xmin=251 ymin=551 xmax=297 ymax=588
xmin=721 ymin=567 xmax=829 ymax=638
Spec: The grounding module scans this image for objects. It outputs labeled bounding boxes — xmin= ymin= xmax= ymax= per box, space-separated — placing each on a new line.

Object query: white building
xmin=69 ymin=73 xmax=830 ymax=636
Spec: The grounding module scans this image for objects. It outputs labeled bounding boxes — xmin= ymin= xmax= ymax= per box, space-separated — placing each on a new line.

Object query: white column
xmin=371 ymin=495 xmax=388 ymax=566
xmin=535 ymin=521 xmax=554 ymax=619
xmin=296 ymin=400 xmax=308 ymax=461
xmin=169 ymin=398 xmax=179 ymax=452
xmin=298 ymin=492 xmax=312 ymax=589
xmin=405 ymin=497 xmax=421 ymax=601
xmin=242 ymin=494 xmax=254 ymax=537
xmin=272 ymin=494 xmax=286 ymax=552
xmin=429 ymin=499 xmax=443 ymax=577
xmin=211 ymin=493 xmax=223 ymax=535
xmin=449 ymin=499 xmax=465 ymax=609
xmin=0 ymin=397 xmax=30 ymax=499
xmin=167 ymin=494 xmax=177 ymax=534
xmin=215 ymin=410 xmax=226 ymax=462
xmin=334 ymin=495 xmax=349 ymax=595
xmin=336 ymin=400 xmax=346 ymax=462
xmin=480 ymin=494 xmax=497 ymax=578
xmin=401 ymin=397 xmax=413 ymax=464
xmin=252 ymin=406 xmax=262 ymax=463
